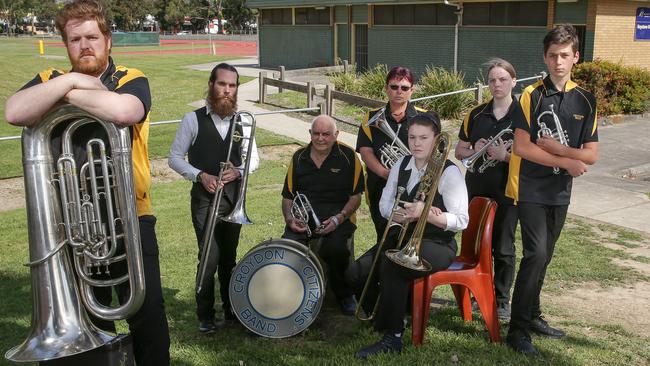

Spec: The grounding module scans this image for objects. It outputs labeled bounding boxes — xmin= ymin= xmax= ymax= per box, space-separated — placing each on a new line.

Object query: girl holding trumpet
xmin=355 ymin=112 xmax=468 ymax=359
xmin=455 ymin=58 xmax=525 ymax=320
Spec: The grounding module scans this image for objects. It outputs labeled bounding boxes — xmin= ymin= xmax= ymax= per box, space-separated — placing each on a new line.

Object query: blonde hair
xmin=484 ymin=58 xmax=517 ymax=79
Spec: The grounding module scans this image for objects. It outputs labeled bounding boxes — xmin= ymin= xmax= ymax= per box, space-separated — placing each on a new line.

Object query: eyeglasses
xmin=388 ymin=84 xmax=412 ymax=92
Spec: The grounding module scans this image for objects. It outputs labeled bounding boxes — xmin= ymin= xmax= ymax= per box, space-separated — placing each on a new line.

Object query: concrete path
xmin=193 ymin=58 xmax=650 ymax=235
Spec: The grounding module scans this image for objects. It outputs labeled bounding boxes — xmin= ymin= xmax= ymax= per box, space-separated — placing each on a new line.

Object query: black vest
xmin=396 ymin=156 xmax=456 ymax=243
xmin=188 ymin=107 xmax=243 ymax=203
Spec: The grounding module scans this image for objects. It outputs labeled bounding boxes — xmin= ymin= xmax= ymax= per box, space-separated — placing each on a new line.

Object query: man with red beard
xmin=169 ymin=63 xmax=259 ymax=333
xmin=4 ymin=1 xmax=170 ymax=365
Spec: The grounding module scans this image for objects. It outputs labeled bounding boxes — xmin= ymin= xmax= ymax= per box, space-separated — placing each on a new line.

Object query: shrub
xmin=413 ymin=66 xmax=475 ymax=119
xmin=355 ymin=64 xmax=389 ymax=101
xmin=573 ymin=60 xmax=650 ymax=116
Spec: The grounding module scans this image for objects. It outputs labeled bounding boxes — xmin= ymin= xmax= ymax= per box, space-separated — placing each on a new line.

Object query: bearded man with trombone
xmin=168 ymin=63 xmax=259 ymax=334
xmin=281 ymin=115 xmax=364 ymax=316
xmin=354 ymin=113 xmax=468 ymax=360
xmin=5 ymin=1 xmax=169 ymax=364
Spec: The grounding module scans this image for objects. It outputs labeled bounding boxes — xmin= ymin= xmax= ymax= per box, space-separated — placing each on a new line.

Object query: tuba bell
xmin=367 ymin=108 xmax=410 ymax=169
xmin=6 ymin=105 xmax=145 ymax=363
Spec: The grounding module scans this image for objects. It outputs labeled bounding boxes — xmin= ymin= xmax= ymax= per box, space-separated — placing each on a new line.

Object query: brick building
xmin=247 ymin=0 xmax=650 ymax=82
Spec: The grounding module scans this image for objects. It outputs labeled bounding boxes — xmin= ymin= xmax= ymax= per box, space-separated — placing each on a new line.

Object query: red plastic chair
xmin=411 ymin=196 xmax=501 ymax=345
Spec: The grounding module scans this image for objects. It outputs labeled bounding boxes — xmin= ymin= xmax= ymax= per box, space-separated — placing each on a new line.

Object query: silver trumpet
xmin=367 ymin=108 xmax=410 ymax=169
xmin=537 ymin=104 xmax=569 ymax=174
xmin=6 ymin=105 xmax=145 ymax=363
xmin=196 ymin=111 xmax=256 ymax=294
xmin=461 ymin=127 xmax=513 ymax=174
xmin=291 ymin=191 xmax=322 ymax=237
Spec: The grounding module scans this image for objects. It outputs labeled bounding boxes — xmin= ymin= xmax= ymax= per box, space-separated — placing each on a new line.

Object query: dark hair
xmin=408 ymin=112 xmax=441 ymax=135
xmin=385 ymin=66 xmax=414 ymax=86
xmin=209 ymin=63 xmax=240 ymax=85
xmin=543 ymin=24 xmax=580 ymax=55
xmin=55 ymin=0 xmax=110 ymax=43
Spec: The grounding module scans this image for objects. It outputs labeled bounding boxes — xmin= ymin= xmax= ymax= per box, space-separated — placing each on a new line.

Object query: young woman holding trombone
xmin=354 ymin=112 xmax=469 ymax=359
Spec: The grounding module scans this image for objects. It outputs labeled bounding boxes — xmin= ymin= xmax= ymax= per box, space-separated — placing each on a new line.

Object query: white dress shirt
xmin=168 ymin=105 xmax=259 ymax=182
xmin=379 ymin=156 xmax=469 ymax=232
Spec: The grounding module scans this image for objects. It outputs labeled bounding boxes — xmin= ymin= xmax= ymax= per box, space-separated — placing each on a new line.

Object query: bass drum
xmin=229 ymin=238 xmax=325 ymax=338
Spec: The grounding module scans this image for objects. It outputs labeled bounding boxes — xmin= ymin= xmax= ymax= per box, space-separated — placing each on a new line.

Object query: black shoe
xmin=198 ymin=319 xmax=218 ymax=334
xmin=355 ymin=333 xmax=402 ymax=360
xmin=497 ymin=303 xmax=511 ymax=320
xmin=339 ymin=295 xmax=357 ymax=316
xmin=530 ymin=316 xmax=566 ymax=339
xmin=506 ymin=331 xmax=539 ymax=356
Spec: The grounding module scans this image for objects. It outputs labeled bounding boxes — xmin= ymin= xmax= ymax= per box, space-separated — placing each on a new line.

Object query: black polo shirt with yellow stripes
xmin=356 ymin=101 xmax=426 ymax=194
xmin=459 ymin=99 xmax=524 ymax=205
xmin=506 ymin=76 xmax=598 ymax=205
xmin=282 ymin=141 xmax=364 ymax=222
xmin=21 ymin=57 xmax=154 ymax=216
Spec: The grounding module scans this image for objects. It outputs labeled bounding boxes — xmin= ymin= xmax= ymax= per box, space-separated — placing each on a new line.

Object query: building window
xmin=463 ymin=1 xmax=547 ymax=27
xmin=373 ymin=4 xmax=457 ymax=26
xmin=295 ymin=7 xmax=330 ymax=25
xmin=261 ymin=8 xmax=292 ymax=25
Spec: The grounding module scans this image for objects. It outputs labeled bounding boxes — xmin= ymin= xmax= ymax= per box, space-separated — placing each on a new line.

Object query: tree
xmin=33 ymin=0 xmax=58 ymax=33
xmin=110 ymin=0 xmax=155 ymax=31
xmin=223 ymin=0 xmax=253 ymax=32
xmin=0 ymin=0 xmax=30 ymax=35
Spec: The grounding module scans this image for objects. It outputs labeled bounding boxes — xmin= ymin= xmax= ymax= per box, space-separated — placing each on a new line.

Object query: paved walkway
xmin=193 ymin=58 xmax=650 ymax=235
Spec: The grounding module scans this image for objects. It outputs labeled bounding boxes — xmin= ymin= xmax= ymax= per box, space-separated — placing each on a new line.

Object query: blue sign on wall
xmin=636 ymin=7 xmax=650 ymax=41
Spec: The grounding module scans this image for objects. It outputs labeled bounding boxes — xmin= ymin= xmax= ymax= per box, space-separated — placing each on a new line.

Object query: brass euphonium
xmin=196 ymin=110 xmax=256 ymax=294
xmin=367 ymin=108 xmax=410 ymax=169
xmin=6 ymin=105 xmax=145 ymax=363
xmin=386 ymin=132 xmax=452 ymax=271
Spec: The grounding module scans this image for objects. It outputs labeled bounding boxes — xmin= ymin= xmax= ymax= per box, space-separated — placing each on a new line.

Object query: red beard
xmin=72 ymin=50 xmax=108 ymax=77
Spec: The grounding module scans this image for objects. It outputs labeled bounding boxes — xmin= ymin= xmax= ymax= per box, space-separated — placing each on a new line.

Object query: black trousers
xmin=191 ymin=195 xmax=241 ymax=322
xmin=374 ymin=238 xmax=456 ymax=333
xmin=367 ymin=184 xmax=388 ymax=243
xmin=509 ymin=203 xmax=568 ymax=335
xmin=282 ymin=220 xmax=355 ymax=300
xmin=92 ymin=215 xmax=170 ymax=366
xmin=492 ymin=204 xmax=518 ymax=306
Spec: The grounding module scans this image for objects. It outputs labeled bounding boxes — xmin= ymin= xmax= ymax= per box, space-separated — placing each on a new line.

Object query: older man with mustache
xmin=168 ymin=63 xmax=259 ymax=334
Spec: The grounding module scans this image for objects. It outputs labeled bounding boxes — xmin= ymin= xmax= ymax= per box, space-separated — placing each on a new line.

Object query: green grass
xmin=2 ymin=158 xmax=650 ymax=364
xmin=0 ymin=38 xmax=248 ymax=178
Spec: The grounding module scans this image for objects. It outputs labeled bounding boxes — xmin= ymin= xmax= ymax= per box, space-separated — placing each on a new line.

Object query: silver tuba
xmin=290 ymin=191 xmax=322 ymax=237
xmin=367 ymin=108 xmax=410 ymax=169
xmin=537 ymin=104 xmax=569 ymax=174
xmin=196 ymin=111 xmax=256 ymax=294
xmin=461 ymin=127 xmax=513 ymax=174
xmin=6 ymin=105 xmax=145 ymax=363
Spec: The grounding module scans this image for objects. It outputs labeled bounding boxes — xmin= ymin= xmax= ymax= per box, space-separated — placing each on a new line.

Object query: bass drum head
xmin=229 ymin=238 xmax=325 ymax=338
